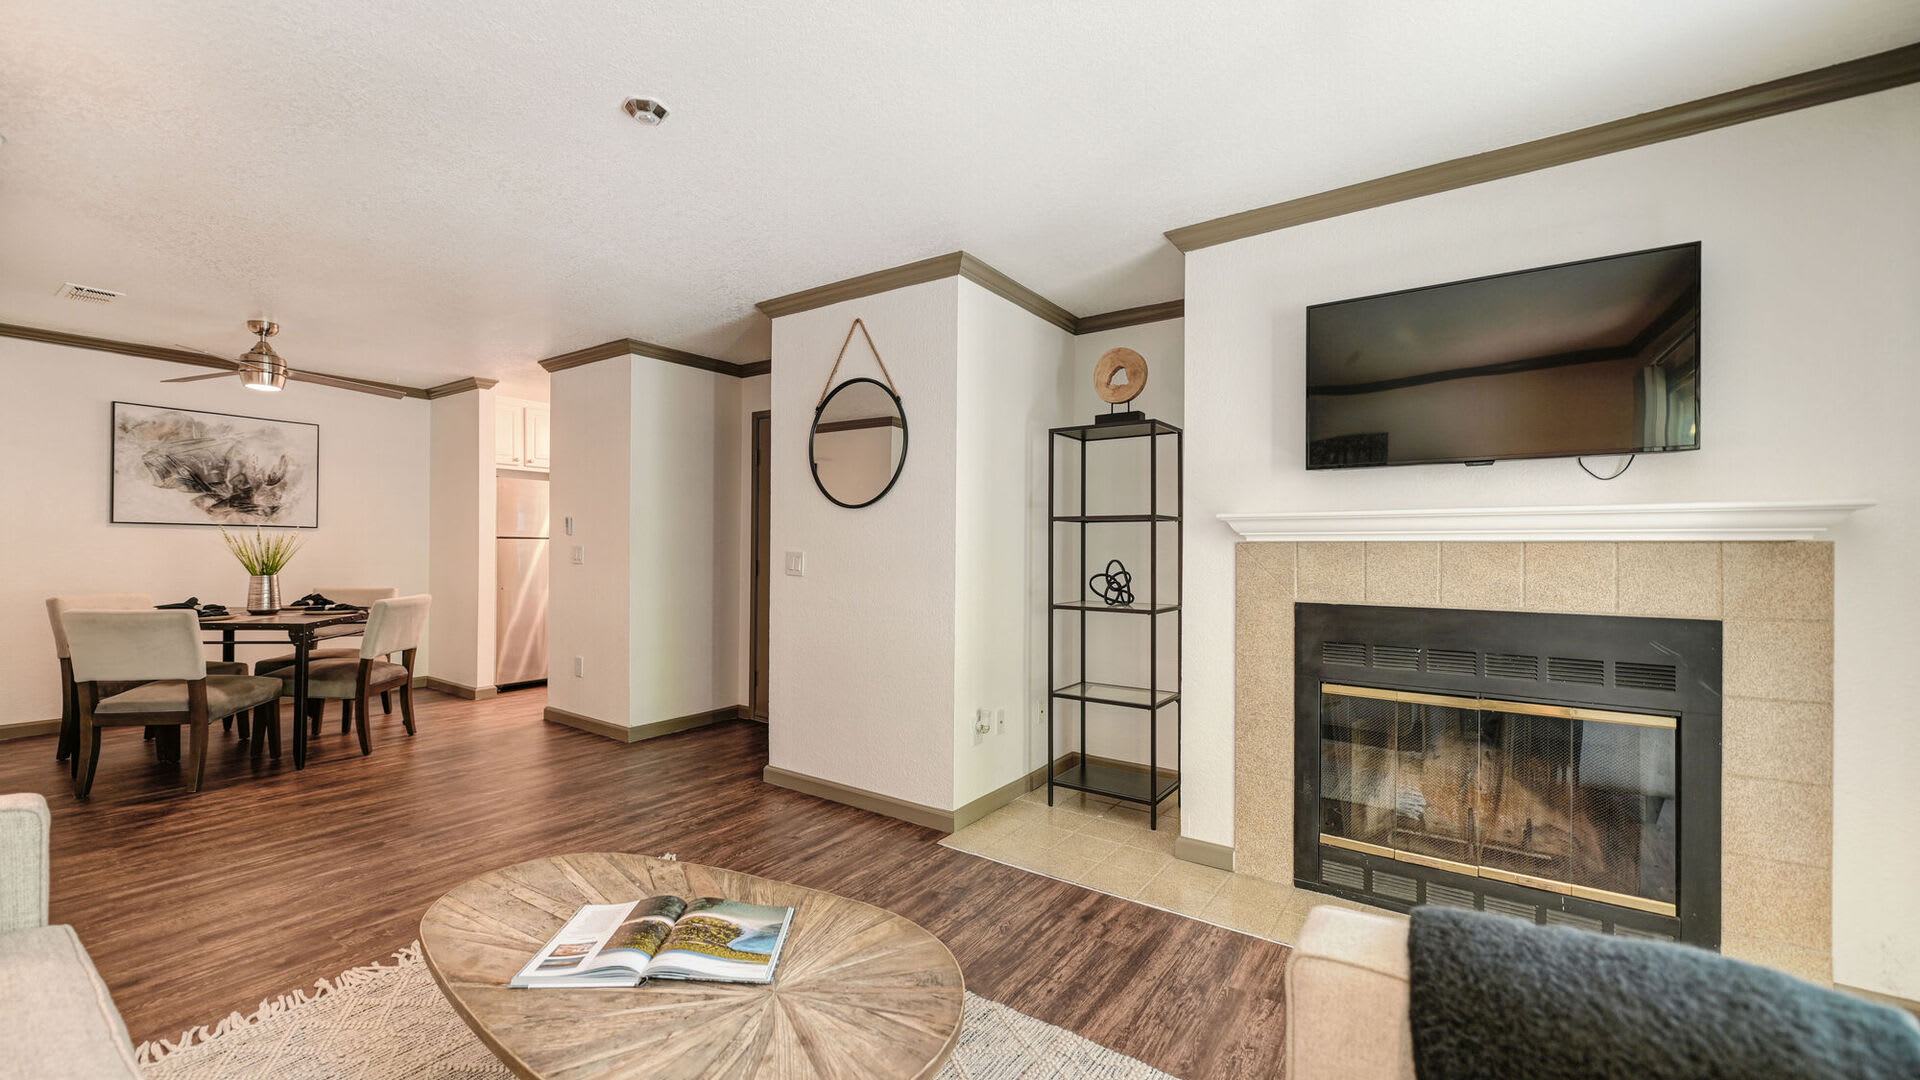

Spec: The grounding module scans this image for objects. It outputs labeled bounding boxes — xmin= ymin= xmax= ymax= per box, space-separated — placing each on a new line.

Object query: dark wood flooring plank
xmin=0 ymin=689 xmax=1288 ymax=1078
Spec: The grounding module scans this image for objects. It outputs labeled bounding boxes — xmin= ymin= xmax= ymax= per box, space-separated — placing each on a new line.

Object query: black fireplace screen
xmin=1319 ymin=686 xmax=1677 ymax=911
xmin=1294 ymin=603 xmax=1720 ymax=945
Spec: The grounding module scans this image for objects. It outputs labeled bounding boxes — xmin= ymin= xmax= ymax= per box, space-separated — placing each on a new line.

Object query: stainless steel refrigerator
xmin=496 ymin=476 xmax=550 ymax=687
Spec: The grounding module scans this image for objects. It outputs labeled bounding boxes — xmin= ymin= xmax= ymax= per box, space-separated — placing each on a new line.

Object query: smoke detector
xmin=57 ymin=282 xmax=123 ymax=303
xmin=622 ymin=97 xmax=669 ymax=126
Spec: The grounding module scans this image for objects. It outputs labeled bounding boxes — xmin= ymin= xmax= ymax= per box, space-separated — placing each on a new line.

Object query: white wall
xmin=0 ymin=337 xmax=430 ymax=728
xmin=1181 ymin=85 xmax=1920 ymax=997
xmin=769 ymin=278 xmax=960 ymax=810
xmin=628 ymin=359 xmax=739 ymax=723
xmin=547 ymin=353 xmax=743 ymax=730
xmin=547 ymin=357 xmax=633 ymax=724
xmin=953 ymin=280 xmax=1075 ymax=807
xmin=427 ymin=388 xmax=497 ymax=691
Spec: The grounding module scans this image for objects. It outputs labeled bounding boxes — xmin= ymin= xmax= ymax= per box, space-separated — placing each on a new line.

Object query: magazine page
xmin=644 ymin=898 xmax=795 ymax=984
xmin=511 ymin=900 xmax=642 ymax=987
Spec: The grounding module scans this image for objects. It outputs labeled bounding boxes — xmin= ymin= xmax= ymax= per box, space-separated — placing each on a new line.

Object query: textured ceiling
xmin=1 ymin=1 xmax=1915 ymax=392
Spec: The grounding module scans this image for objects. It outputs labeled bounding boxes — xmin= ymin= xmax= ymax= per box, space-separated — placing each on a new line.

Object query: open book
xmin=511 ymin=896 xmax=794 ymax=988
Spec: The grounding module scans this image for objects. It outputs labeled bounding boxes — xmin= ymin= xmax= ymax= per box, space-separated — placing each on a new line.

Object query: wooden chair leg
xmin=308 ymin=699 xmax=323 ymax=738
xmin=355 ymin=692 xmax=373 ymax=755
xmin=399 ymin=682 xmax=417 ymax=736
xmin=261 ymin=701 xmax=281 ymax=760
xmin=55 ymin=675 xmax=77 ymax=764
xmin=341 ymin=698 xmax=353 ymax=735
xmin=185 ymin=720 xmax=210 ymax=793
xmin=156 ymin=727 xmax=181 ymax=764
xmin=382 ymin=690 xmax=392 ymax=715
xmin=237 ymin=714 xmax=251 ymax=741
xmin=223 ymin=715 xmax=234 ymax=733
xmin=75 ymin=713 xmax=102 ymax=800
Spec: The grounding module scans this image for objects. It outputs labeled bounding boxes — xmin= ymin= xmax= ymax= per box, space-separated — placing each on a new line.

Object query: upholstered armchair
xmin=63 ymin=609 xmax=285 ymax=797
xmin=0 ymin=792 xmax=144 ymax=1077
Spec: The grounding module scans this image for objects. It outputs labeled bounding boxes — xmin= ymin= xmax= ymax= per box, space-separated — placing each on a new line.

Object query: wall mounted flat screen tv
xmin=1306 ymin=242 xmax=1701 ymax=469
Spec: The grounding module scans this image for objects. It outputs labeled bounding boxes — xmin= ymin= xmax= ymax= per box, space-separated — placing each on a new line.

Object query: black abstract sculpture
xmin=1089 ymin=559 xmax=1135 ymax=607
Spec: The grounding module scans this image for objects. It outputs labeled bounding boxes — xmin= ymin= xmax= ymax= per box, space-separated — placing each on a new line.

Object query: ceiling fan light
xmin=241 ymin=367 xmax=286 ymax=391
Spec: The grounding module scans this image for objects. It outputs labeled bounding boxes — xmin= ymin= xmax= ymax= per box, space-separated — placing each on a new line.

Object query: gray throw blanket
xmin=1407 ymin=907 xmax=1920 ymax=1080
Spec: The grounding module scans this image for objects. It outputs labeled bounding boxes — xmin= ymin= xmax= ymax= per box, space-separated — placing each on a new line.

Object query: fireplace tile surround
xmin=1235 ymin=539 xmax=1835 ymax=983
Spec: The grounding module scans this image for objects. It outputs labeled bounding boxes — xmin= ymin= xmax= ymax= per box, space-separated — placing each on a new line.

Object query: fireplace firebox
xmin=1294 ymin=604 xmax=1721 ymax=945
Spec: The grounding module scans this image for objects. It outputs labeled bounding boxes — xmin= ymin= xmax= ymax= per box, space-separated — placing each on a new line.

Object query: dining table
xmin=199 ymin=608 xmax=368 ymax=769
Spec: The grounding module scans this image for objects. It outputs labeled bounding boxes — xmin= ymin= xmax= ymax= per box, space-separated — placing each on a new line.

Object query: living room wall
xmin=1180 ymin=83 xmax=1920 ymax=997
xmin=0 ymin=335 xmax=432 ymax=733
xmin=769 ymin=278 xmax=962 ymax=811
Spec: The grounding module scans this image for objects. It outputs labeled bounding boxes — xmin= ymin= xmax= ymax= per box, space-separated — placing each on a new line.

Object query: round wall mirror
xmin=810 ymin=377 xmax=908 ymax=509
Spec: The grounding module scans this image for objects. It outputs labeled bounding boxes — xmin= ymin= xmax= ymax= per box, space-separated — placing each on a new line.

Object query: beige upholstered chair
xmin=277 ymin=595 xmax=429 ymax=755
xmin=47 ymin=593 xmax=249 ymax=773
xmin=64 ymin=610 xmax=285 ymax=797
xmin=254 ymin=586 xmax=401 ymax=729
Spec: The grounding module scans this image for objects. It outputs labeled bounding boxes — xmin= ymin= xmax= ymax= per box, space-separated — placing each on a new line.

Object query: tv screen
xmin=1305 ymin=243 xmax=1701 ymax=469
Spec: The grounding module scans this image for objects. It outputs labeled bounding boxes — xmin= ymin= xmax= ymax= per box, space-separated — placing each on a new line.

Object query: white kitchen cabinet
xmin=524 ymin=403 xmax=551 ymax=470
xmin=494 ymin=397 xmax=550 ymax=472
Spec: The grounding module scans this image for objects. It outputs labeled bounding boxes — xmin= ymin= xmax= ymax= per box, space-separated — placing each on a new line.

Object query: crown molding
xmin=538 ymin=337 xmax=767 ymax=379
xmin=1167 ymin=40 xmax=1920 ymax=252
xmin=1074 ymin=300 xmax=1185 ymax=335
xmin=424 ymin=376 xmax=500 ymax=399
xmin=0 ymin=321 xmax=432 ymax=399
xmin=755 ymin=250 xmax=1181 ymax=336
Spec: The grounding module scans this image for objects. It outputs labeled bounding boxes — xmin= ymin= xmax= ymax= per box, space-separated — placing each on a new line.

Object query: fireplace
xmin=1295 ymin=603 xmax=1721 ymax=945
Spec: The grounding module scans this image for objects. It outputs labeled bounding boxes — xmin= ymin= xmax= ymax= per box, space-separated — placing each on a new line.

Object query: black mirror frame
xmin=809 ymin=376 xmax=909 ymax=510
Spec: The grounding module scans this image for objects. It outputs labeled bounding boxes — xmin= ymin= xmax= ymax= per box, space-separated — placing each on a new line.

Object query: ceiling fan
xmin=162 ymin=320 xmax=405 ymax=399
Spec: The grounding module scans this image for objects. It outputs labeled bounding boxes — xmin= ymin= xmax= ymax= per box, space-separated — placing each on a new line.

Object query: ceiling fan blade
xmin=161 ymin=371 xmax=239 ymax=384
xmin=286 ymin=370 xmax=407 ymax=398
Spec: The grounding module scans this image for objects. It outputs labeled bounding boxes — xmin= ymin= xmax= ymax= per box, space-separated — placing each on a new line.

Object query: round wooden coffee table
xmin=420 ymin=853 xmax=966 ymax=1079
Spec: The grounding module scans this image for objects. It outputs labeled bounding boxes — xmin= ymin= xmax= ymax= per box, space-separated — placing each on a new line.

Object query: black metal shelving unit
xmin=1047 ymin=418 xmax=1182 ymax=829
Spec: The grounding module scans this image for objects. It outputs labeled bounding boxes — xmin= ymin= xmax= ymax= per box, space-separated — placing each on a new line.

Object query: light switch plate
xmin=571 ymin=545 xmax=585 ymax=564
xmin=784 ymin=551 xmax=806 ymax=577
xmin=564 ymin=516 xmax=575 ymax=536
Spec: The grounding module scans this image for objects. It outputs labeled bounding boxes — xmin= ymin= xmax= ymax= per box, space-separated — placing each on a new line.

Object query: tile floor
xmin=941 ymin=788 xmax=1405 ymax=944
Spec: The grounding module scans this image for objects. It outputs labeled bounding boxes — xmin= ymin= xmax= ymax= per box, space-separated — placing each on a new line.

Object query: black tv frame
xmin=1303 ymin=241 xmax=1703 ymax=470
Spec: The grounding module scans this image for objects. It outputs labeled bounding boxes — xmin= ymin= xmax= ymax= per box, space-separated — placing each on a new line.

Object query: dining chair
xmin=47 ymin=594 xmax=251 ymax=774
xmin=63 ymin=610 xmax=285 ymax=797
xmin=275 ymin=595 xmax=429 ymax=756
xmin=253 ymin=586 xmax=400 ymax=728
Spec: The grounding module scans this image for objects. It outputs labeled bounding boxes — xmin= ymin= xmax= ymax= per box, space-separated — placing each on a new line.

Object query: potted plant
xmin=221 ymin=526 xmax=307 ymax=614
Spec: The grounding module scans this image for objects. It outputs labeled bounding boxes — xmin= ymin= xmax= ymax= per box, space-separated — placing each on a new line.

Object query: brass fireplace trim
xmin=1320 ymin=832 xmax=1680 ymax=917
xmin=1321 ymin=683 xmax=1678 ymax=730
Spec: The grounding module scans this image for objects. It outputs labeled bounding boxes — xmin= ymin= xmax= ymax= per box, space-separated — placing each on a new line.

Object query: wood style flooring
xmin=0 ymin=690 xmax=1290 ymax=1078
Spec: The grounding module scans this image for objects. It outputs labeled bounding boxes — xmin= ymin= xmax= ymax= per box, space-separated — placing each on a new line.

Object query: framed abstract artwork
xmin=110 ymin=401 xmax=320 ymax=527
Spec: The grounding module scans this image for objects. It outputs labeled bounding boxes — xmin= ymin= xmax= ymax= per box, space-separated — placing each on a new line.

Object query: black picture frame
xmin=110 ymin=401 xmax=321 ymax=527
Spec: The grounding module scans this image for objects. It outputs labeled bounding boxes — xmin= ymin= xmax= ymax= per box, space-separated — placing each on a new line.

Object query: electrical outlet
xmin=564 ymin=516 xmax=575 ymax=536
xmin=996 ymin=708 xmax=1006 ymax=734
xmin=573 ymin=656 xmax=584 ymax=678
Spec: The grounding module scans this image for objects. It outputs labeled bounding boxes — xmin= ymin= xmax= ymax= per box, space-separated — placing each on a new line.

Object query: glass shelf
xmin=1051 ymin=600 xmax=1179 ymax=615
xmin=1050 ymin=762 xmax=1180 ymax=805
xmin=1051 ymin=681 xmax=1179 ymax=709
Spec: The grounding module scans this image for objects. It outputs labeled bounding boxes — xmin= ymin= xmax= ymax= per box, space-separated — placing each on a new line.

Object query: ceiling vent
xmin=57 ymin=282 xmax=122 ymax=303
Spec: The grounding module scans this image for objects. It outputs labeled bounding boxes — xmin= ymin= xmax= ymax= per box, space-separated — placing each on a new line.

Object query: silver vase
xmin=246 ymin=574 xmax=282 ymax=615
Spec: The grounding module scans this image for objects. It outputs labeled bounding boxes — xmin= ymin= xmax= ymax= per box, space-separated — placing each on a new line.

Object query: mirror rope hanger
xmin=816 ymin=318 xmax=901 ymax=407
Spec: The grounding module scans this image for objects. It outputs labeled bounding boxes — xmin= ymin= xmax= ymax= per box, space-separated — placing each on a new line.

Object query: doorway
xmin=750 ymin=410 xmax=771 ymax=722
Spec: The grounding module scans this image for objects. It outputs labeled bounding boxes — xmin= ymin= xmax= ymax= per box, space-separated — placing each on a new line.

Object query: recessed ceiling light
xmin=623 ymin=98 xmax=668 ymax=126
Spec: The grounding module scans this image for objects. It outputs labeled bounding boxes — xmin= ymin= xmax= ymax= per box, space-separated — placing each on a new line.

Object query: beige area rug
xmin=138 ymin=944 xmax=1176 ymax=1079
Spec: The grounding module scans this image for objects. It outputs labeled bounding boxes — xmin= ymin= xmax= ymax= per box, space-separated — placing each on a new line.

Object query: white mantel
xmin=1218 ymin=501 xmax=1874 ymax=543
